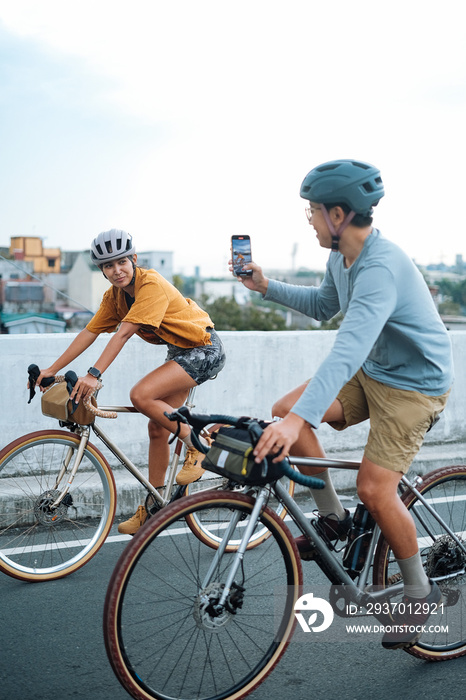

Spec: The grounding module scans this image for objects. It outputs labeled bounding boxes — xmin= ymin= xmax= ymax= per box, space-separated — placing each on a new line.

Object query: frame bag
xmin=203 ymin=425 xmax=283 ymax=485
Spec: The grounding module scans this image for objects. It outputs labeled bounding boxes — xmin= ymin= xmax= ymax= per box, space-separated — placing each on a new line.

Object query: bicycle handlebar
xmin=28 ymin=364 xmax=55 ymax=403
xmin=165 ymin=406 xmax=325 ymax=490
xmin=27 ymin=363 xmax=117 ymax=419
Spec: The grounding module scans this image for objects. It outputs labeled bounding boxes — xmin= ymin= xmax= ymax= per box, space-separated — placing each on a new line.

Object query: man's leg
xmin=356 ymin=458 xmax=420 ymax=559
xmin=273 ymin=386 xmax=349 ymax=528
xmin=357 ymin=457 xmax=442 ymax=648
xmin=357 ymin=457 xmax=431 ymax=596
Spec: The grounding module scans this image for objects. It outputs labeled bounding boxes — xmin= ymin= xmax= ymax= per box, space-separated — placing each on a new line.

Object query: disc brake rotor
xmin=193 ymin=583 xmax=234 ymax=631
xmin=34 ymin=490 xmax=73 ymax=526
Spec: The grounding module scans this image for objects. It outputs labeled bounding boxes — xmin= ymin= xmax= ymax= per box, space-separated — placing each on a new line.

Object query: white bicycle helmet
xmin=90 ymin=229 xmax=136 ymax=266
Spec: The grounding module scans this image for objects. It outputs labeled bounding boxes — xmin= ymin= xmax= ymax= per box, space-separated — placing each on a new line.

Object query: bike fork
xmin=201 ymin=490 xmax=269 ymax=604
xmin=51 ymin=429 xmax=90 ymax=508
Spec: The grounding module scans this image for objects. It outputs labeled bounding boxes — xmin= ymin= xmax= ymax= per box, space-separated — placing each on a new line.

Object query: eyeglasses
xmin=305 ymin=206 xmax=321 ymax=222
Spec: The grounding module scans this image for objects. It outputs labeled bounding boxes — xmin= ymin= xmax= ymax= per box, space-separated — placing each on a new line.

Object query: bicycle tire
xmin=373 ymin=464 xmax=466 ymax=660
xmin=104 ymin=490 xmax=302 ymax=700
xmin=0 ymin=430 xmax=117 ymax=582
xmin=184 ymin=472 xmax=296 ymax=551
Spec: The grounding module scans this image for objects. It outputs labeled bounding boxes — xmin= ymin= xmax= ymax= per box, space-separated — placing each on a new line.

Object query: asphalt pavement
xmin=1 ymin=518 xmax=465 ymax=700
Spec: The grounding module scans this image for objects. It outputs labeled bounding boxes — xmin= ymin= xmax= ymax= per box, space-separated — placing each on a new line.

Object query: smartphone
xmin=231 ymin=235 xmax=252 ymax=276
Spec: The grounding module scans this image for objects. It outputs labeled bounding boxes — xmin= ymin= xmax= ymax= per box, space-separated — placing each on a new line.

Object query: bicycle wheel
xmin=0 ymin=430 xmax=116 ymax=582
xmin=185 ymin=472 xmax=296 ymax=551
xmin=373 ymin=465 xmax=466 ymax=660
xmin=104 ymin=490 xmax=302 ymax=700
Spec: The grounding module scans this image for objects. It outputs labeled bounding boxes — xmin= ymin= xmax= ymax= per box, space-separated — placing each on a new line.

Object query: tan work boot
xmin=176 ymin=439 xmax=211 ymax=485
xmin=118 ymin=505 xmax=148 ymax=535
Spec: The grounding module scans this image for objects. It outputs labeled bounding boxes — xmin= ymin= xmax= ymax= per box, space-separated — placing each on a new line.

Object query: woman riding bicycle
xmin=36 ymin=229 xmax=226 ymax=534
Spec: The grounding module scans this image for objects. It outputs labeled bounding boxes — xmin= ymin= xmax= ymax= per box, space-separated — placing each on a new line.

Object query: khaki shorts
xmin=328 ymin=368 xmax=450 ymax=474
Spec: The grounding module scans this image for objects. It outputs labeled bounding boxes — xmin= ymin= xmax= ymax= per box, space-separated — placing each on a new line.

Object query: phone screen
xmin=231 ymin=235 xmax=252 ymax=276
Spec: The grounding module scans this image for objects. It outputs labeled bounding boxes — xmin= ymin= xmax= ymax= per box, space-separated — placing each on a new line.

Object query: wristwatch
xmin=87 ymin=366 xmax=102 ymax=379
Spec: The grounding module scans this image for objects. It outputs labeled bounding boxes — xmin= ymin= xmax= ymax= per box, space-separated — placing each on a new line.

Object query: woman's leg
xmin=117 ymin=362 xmax=198 ymax=534
xmin=130 ymin=361 xmax=197 ymax=486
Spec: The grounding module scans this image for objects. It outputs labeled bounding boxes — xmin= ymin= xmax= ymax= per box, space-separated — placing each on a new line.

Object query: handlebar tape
xmin=278 ymin=460 xmax=325 ymax=489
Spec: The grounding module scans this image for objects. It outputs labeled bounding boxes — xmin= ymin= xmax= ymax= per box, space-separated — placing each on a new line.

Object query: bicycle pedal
xmin=443 ymin=587 xmax=461 ymax=607
xmin=294 ymin=534 xmax=318 ymax=561
xmin=300 ymin=548 xmax=318 ymax=562
xmin=145 ymin=493 xmax=163 ymax=516
xmin=311 ymin=518 xmax=337 ymax=551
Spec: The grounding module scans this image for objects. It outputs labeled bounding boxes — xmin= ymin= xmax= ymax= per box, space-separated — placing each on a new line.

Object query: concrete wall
xmin=1 ymin=331 xmax=465 ymax=491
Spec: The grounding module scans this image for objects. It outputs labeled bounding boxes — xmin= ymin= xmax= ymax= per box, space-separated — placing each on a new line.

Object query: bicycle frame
xmin=203 ymin=454 xmax=466 ymax=626
xmin=102 ymin=407 xmax=466 ymax=699
xmin=398 ymin=474 xmax=466 ymax=555
xmin=50 ymin=387 xmax=197 ymax=511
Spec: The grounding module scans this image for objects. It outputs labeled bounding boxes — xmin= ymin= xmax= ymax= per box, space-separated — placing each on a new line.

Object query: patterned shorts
xmin=165 ymin=329 xmax=226 ymax=385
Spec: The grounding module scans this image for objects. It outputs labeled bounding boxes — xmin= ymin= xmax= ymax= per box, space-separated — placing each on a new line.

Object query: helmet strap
xmin=130 ymin=259 xmax=136 ymax=286
xmin=321 ymin=206 xmax=356 ymax=251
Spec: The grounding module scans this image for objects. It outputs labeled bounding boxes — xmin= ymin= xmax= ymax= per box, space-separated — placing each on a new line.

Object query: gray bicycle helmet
xmin=300 ymin=159 xmax=384 ymax=216
xmin=90 ymin=229 xmax=136 ymax=266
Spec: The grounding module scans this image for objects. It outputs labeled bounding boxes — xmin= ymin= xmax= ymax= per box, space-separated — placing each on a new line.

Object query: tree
xmin=199 ymin=295 xmax=287 ymax=331
xmin=438 ymin=300 xmax=462 ymax=316
xmin=437 ymin=278 xmax=466 ymax=309
xmin=319 ymin=312 xmax=344 ymax=330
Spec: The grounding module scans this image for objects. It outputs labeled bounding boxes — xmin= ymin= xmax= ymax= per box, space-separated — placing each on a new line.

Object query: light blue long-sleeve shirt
xmin=264 ymin=229 xmax=453 ymax=428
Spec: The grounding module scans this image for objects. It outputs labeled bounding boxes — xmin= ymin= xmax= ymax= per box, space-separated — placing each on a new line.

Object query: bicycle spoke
xmin=104 ymin=492 xmax=301 ymax=700
xmin=373 ymin=466 xmax=466 ymax=660
xmin=0 ymin=432 xmax=115 ymax=581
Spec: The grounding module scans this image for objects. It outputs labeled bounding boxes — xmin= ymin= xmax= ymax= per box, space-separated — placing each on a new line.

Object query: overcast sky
xmin=0 ymin=0 xmax=465 ymax=277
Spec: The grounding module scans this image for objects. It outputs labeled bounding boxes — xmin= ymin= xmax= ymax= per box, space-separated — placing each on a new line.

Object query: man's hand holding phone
xmin=231 ymin=235 xmax=253 ymax=277
xmin=229 ymin=235 xmax=269 ymax=295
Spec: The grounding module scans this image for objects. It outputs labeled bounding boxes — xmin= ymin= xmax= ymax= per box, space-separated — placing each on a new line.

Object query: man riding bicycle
xmin=236 ymin=159 xmax=453 ymax=650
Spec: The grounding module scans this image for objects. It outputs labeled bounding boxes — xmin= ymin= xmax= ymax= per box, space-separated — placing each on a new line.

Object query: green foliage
xmin=172 ymin=274 xmax=184 ymax=292
xmin=438 ymin=300 xmax=462 ymax=316
xmin=437 ymin=278 xmax=466 ymax=308
xmin=319 ymin=312 xmax=344 ymax=330
xmin=199 ymin=295 xmax=287 ymax=331
xmin=173 ymin=274 xmax=196 ymax=297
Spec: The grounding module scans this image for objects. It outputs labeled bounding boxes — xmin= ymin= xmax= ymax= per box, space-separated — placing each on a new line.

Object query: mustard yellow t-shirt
xmin=86 ymin=267 xmax=213 ymax=348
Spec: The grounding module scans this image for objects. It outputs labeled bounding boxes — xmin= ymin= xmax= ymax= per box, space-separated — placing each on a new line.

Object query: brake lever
xmin=27 ymin=364 xmax=40 ymax=403
xmin=27 ymin=363 xmax=56 ymax=403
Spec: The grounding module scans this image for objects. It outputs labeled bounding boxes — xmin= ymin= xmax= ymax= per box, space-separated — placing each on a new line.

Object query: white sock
xmin=396 ymin=551 xmax=431 ymax=598
xmin=181 ymin=435 xmax=209 ymax=450
xmin=310 ymin=470 xmax=346 ymax=519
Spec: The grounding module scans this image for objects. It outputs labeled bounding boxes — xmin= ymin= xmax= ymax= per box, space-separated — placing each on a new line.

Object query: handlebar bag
xmin=41 ymin=383 xmax=97 ymax=425
xmin=202 ymin=426 xmax=283 ymax=485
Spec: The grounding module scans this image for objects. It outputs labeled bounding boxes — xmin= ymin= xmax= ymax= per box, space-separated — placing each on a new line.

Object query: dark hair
xmin=324 ymin=202 xmax=373 ymax=228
